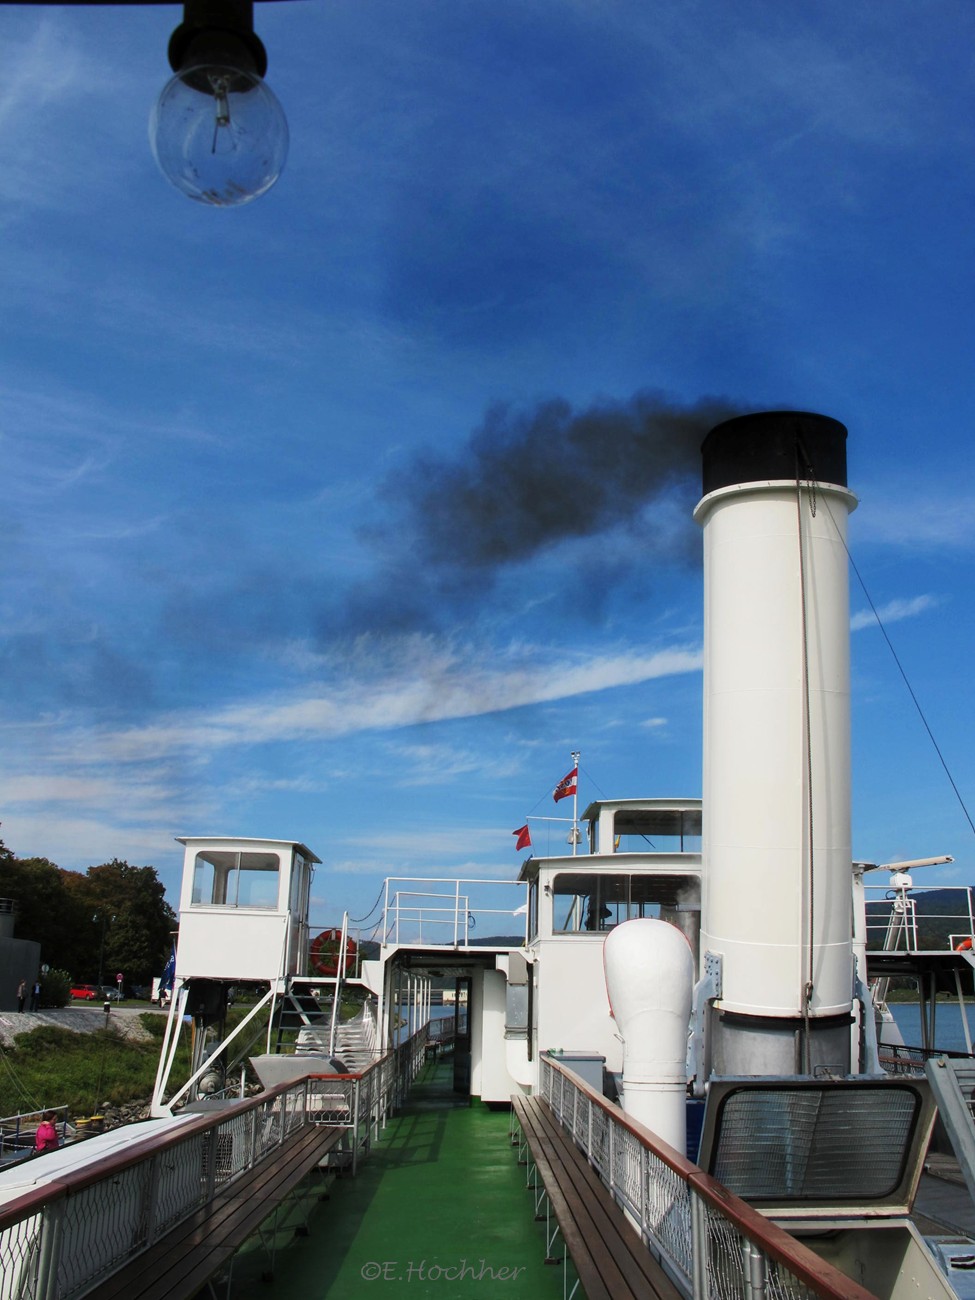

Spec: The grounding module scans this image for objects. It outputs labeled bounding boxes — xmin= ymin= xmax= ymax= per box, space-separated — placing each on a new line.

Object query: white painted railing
xmin=382 ymin=876 xmax=528 ymax=946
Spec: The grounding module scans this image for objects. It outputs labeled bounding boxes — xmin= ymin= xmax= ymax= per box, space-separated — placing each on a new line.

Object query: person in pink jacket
xmin=34 ymin=1113 xmax=59 ymax=1153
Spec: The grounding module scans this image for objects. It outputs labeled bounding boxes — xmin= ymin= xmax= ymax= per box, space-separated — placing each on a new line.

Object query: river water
xmin=887 ymin=1001 xmax=974 ymax=1053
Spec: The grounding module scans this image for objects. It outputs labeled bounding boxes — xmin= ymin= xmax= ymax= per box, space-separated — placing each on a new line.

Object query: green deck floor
xmin=228 ymin=1059 xmax=569 ymax=1299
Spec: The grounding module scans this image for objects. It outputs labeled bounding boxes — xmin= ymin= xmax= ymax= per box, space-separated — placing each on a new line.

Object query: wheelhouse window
xmin=192 ymin=850 xmax=281 ymax=909
xmin=552 ymin=873 xmax=677 ymax=932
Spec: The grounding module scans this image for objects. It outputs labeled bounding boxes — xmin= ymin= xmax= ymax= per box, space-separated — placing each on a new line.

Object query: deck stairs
xmin=925 ymin=1057 xmax=975 ymax=1210
xmin=273 ymin=990 xmax=379 ymax=1070
xmin=273 ymin=987 xmax=330 ymax=1052
xmin=332 ymin=1003 xmax=379 ymax=1070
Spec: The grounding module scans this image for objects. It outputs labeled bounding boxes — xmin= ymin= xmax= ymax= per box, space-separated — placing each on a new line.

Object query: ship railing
xmin=0 ymin=1027 xmax=427 ymax=1300
xmin=877 ymin=1041 xmax=973 ymax=1078
xmin=863 ymin=883 xmax=975 ymax=952
xmin=0 ymin=1105 xmax=70 ymax=1164
xmin=539 ymin=1053 xmax=875 ymax=1300
xmin=382 ymin=876 xmax=528 ymax=947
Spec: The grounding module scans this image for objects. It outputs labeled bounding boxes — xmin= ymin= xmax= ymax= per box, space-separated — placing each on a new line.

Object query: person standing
xmin=34 ymin=1112 xmax=59 ymax=1153
xmin=16 ymin=979 xmax=26 ymax=1013
xmin=30 ymin=980 xmax=41 ymax=1011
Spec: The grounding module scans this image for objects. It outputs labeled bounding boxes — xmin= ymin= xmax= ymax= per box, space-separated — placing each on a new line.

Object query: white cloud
xmin=71 ymin=639 xmax=704 ymax=763
xmin=851 ymin=594 xmax=941 ymax=633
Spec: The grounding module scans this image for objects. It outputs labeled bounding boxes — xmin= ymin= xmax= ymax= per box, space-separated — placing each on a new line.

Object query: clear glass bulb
xmin=149 ymin=63 xmax=289 ymax=206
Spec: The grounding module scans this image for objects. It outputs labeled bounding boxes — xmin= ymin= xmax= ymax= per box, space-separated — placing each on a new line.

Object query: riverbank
xmin=0 ymin=1006 xmax=163 ymax=1047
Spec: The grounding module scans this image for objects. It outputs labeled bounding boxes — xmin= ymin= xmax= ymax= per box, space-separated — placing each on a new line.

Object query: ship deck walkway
xmin=223 ymin=1058 xmax=570 ymax=1300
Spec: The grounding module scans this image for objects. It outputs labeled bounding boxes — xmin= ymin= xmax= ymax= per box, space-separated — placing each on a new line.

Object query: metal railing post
xmin=744 ymin=1240 xmax=768 ymax=1300
xmin=355 ymin=1077 xmax=364 ymax=1174
xmin=607 ymin=1106 xmax=615 ymax=1196
xmin=37 ymin=1199 xmax=65 ymax=1300
xmin=691 ymin=1188 xmax=707 ymax=1300
xmin=640 ymin=1144 xmax=648 ymax=1240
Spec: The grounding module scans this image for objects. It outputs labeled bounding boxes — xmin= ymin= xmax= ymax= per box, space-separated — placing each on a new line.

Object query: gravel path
xmin=0 ymin=1007 xmax=164 ymax=1047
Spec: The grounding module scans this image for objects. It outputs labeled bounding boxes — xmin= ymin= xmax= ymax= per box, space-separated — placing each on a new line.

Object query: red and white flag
xmin=512 ymin=824 xmax=532 ymax=851
xmin=553 ymin=766 xmax=578 ymax=803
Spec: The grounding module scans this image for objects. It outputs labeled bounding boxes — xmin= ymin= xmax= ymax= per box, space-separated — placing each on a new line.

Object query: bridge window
xmin=552 ymin=873 xmax=663 ymax=932
xmin=192 ymin=851 xmax=281 ymax=909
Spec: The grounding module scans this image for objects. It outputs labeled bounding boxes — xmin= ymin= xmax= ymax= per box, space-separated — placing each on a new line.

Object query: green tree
xmin=0 ymin=843 xmax=177 ymax=987
xmin=0 ymin=853 xmax=90 ymax=973
xmin=84 ymin=860 xmax=177 ymax=986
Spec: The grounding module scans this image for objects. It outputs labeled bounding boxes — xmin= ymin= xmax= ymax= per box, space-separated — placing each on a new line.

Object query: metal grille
xmin=0 ymin=1211 xmax=42 ymax=1300
xmin=645 ymin=1151 xmax=693 ymax=1283
xmin=307 ymin=1076 xmax=355 ymax=1126
xmin=153 ymin=1131 xmax=208 ymax=1233
xmin=709 ymin=1086 xmax=917 ymax=1200
xmin=58 ymin=1162 xmax=153 ymax=1297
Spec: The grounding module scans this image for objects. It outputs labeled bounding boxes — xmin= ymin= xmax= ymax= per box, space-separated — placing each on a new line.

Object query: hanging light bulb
xmin=149 ymin=1 xmax=289 ymax=207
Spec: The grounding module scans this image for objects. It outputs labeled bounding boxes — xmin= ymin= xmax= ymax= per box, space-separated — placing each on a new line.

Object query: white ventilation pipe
xmin=604 ymin=919 xmax=694 ymax=1151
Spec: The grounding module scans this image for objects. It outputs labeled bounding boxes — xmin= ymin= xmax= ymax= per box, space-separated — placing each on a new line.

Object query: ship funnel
xmin=604 ymin=919 xmax=694 ymax=1150
xmin=694 ymin=412 xmax=857 ymax=1076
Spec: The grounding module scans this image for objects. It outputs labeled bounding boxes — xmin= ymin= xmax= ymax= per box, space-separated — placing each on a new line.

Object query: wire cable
xmin=349 ymin=882 xmax=386 ymax=925
xmin=818 ymin=494 xmax=975 ymax=841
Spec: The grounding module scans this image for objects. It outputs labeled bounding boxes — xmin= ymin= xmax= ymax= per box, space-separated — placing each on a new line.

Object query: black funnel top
xmin=701 ymin=411 xmax=848 ymax=497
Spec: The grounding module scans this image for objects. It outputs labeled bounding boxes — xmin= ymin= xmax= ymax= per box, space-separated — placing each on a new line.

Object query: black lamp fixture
xmin=150 ymin=0 xmax=289 ymax=205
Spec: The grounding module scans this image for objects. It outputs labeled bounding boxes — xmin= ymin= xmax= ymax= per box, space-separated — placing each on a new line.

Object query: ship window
xmin=192 ymin=851 xmax=280 ymax=909
xmin=528 ymin=882 xmax=539 ymax=941
xmin=552 ymin=874 xmax=664 ymax=932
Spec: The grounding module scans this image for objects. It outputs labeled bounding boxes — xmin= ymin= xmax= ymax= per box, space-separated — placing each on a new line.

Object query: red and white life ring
xmin=309 ymin=928 xmax=358 ymax=977
xmin=955 ymin=937 xmax=973 ymax=952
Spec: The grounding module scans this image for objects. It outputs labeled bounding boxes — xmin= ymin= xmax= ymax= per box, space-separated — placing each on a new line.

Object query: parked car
xmin=100 ymin=986 xmax=122 ymax=1001
xmin=70 ymin=984 xmax=99 ymax=1001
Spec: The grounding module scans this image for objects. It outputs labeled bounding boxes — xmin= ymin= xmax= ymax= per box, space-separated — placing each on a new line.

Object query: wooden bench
xmin=512 ymin=1094 xmax=683 ymax=1300
xmin=88 ymin=1123 xmax=345 ymax=1300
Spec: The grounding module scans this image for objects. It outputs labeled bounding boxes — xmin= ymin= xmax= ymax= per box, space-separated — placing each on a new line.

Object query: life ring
xmin=309 ymin=928 xmax=358 ymax=977
xmin=956 ymin=937 xmax=973 ymax=952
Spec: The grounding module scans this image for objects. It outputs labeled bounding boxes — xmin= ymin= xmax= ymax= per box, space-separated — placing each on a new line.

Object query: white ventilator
xmin=604 ymin=919 xmax=694 ymax=1151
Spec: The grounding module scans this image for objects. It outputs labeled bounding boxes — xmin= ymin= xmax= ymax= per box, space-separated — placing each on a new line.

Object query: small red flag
xmin=513 ymin=825 xmax=532 ymax=851
xmin=553 ymin=766 xmax=578 ymax=803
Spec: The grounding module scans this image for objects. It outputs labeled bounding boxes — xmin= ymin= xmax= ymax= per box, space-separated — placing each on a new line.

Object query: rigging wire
xmin=0 ymin=1041 xmax=43 ymax=1113
xmin=349 ymin=882 xmax=385 ymax=925
xmin=819 ymin=495 xmax=975 ymax=841
xmin=795 ymin=460 xmax=817 ymax=1075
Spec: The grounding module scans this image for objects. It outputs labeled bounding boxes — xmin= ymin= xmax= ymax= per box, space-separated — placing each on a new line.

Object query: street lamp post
xmin=94 ymin=913 xmax=115 ymax=988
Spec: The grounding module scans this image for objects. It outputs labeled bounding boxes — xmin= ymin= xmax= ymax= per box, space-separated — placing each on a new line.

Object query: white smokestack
xmin=604 ymin=919 xmax=694 ymax=1150
xmin=694 ymin=412 xmax=857 ymax=1076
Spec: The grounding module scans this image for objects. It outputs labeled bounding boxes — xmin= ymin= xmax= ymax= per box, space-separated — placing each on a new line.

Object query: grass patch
xmin=0 ymin=1020 xmax=191 ymax=1118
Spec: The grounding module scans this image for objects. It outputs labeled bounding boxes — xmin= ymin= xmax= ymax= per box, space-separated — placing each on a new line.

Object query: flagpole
xmin=571 ymin=749 xmax=580 ymax=856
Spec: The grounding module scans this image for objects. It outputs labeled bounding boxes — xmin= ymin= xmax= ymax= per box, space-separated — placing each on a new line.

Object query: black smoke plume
xmin=333 ymin=389 xmax=744 ymax=639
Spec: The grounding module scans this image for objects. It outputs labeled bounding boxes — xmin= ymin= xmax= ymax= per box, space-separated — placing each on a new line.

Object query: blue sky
xmin=2 ymin=0 xmax=975 ymax=931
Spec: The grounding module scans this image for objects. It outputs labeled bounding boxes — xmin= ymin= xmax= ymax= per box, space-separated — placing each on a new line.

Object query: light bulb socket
xmin=168 ymin=1 xmax=268 ymax=79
